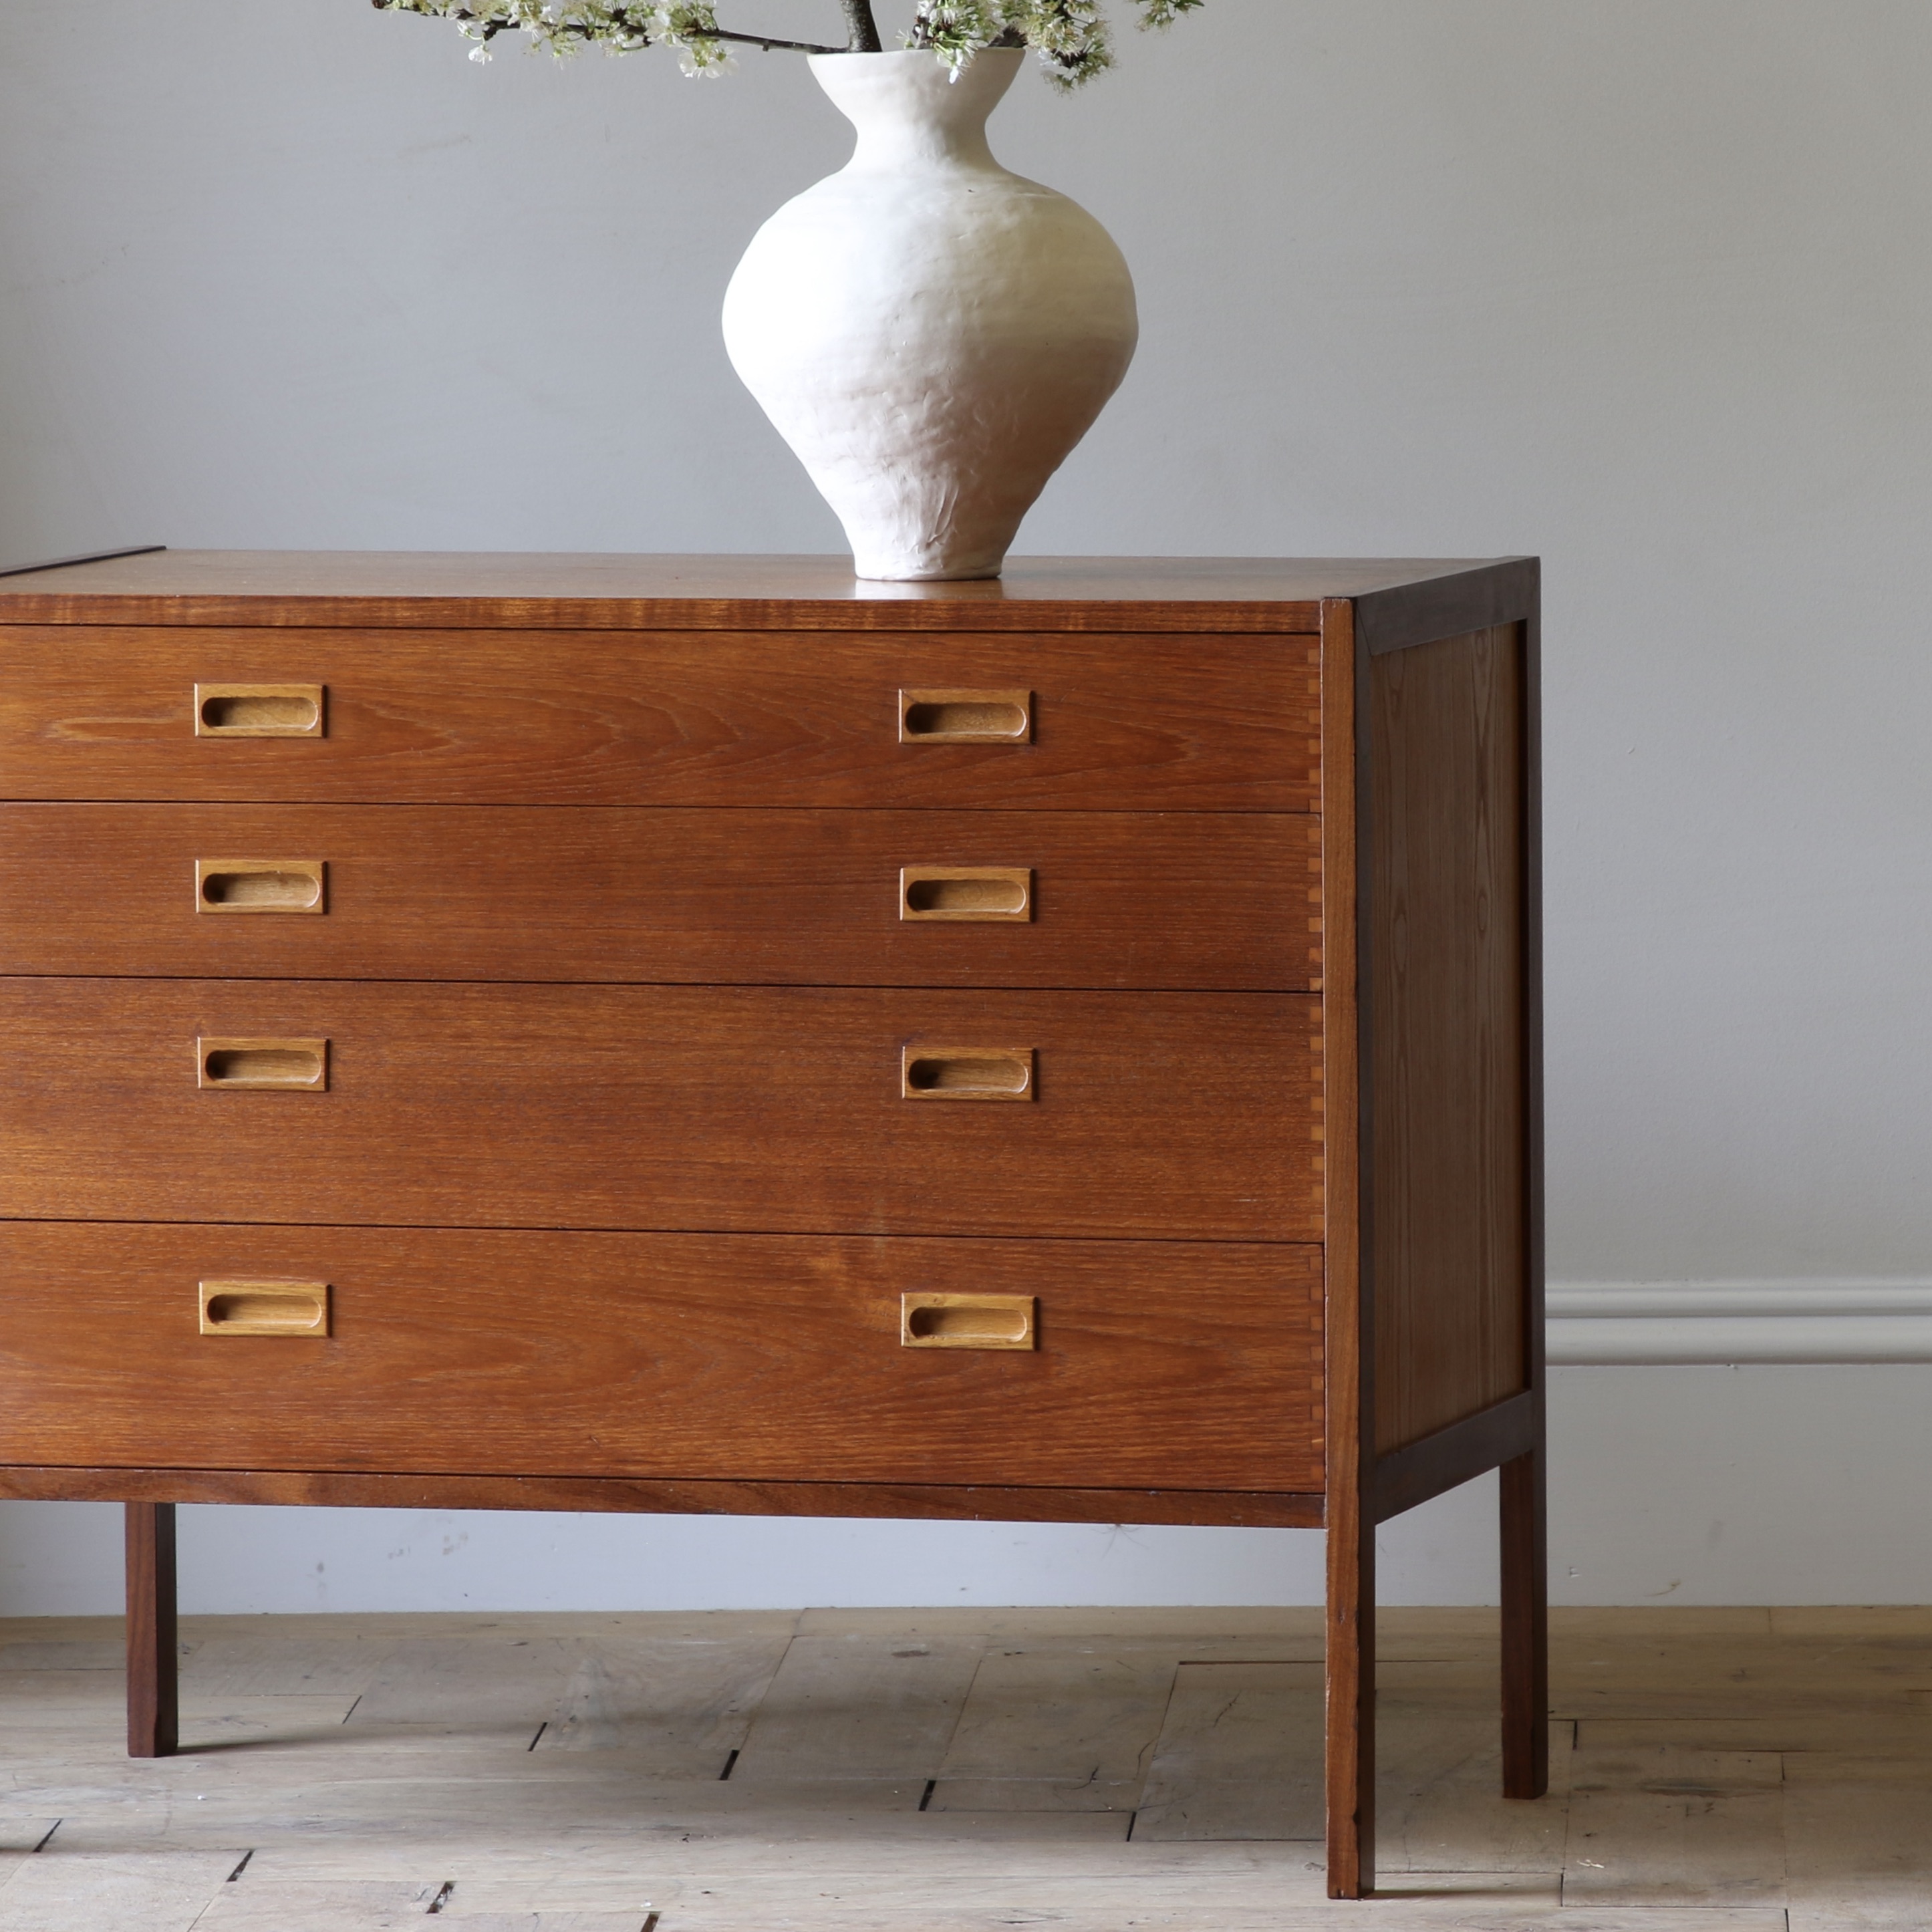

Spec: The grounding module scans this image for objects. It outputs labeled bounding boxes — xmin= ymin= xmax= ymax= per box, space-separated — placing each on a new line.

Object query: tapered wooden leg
xmin=1500 ymin=1445 xmax=1548 ymax=1799
xmin=126 ymin=1502 xmax=178 ymax=1759
xmin=1325 ymin=1493 xmax=1375 ymax=1897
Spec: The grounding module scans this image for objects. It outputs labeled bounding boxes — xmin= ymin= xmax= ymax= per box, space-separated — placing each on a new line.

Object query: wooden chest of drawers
xmin=0 ymin=551 xmax=1544 ymax=1897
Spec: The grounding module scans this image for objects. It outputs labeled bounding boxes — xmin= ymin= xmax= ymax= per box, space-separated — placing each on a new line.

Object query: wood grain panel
xmin=0 ymin=1464 xmax=1325 ymax=1527
xmin=1318 ymin=593 xmax=1376 ymax=1899
xmin=0 ymin=1224 xmax=1323 ymax=1492
xmin=0 ymin=804 xmax=1319 ymax=991
xmin=0 ymin=627 xmax=1318 ymax=810
xmin=124 ymin=1500 xmax=177 ymax=1758
xmin=0 ymin=980 xmax=1321 ymax=1241
xmin=0 ymin=549 xmax=1519 ymax=633
xmin=1369 ymin=624 xmax=1530 ymax=1454
xmin=1371 ymin=1393 xmax=1538 ymax=1523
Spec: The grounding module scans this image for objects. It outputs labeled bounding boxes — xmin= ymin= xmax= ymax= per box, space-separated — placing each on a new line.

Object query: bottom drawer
xmin=0 ymin=1224 xmax=1323 ymax=1494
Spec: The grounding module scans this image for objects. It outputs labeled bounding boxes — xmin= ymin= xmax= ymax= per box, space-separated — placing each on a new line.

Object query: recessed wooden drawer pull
xmin=195 ymin=859 xmax=325 ymax=914
xmin=902 ymin=1046 xmax=1034 ymax=1101
xmin=193 ymin=683 xmax=325 ymax=737
xmin=900 ymin=866 xmax=1032 ymax=922
xmin=900 ymin=1292 xmax=1037 ymax=1351
xmin=196 ymin=1037 xmax=329 ymax=1091
xmin=198 ymin=1279 xmax=330 ymax=1337
xmin=899 ymin=688 xmax=1032 ymax=743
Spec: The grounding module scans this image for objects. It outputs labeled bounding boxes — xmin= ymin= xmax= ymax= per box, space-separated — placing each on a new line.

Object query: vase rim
xmin=805 ymin=46 xmax=1025 ymax=69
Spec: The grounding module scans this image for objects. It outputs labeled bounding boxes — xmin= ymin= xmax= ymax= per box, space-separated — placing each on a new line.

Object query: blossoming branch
xmin=374 ymin=1 xmax=1205 ymax=88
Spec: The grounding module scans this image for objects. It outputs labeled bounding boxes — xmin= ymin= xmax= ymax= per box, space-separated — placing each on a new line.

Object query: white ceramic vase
xmin=721 ymin=48 xmax=1138 ymax=582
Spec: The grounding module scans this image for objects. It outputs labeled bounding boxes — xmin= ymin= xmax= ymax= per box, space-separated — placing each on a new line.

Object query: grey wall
xmin=5 ymin=0 xmax=1931 ymax=1609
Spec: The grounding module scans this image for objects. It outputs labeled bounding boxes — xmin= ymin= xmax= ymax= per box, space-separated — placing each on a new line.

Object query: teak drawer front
xmin=0 ymin=626 xmax=1319 ymax=810
xmin=0 ymin=980 xmax=1321 ymax=1242
xmin=0 ymin=804 xmax=1321 ymax=991
xmin=0 ymin=1223 xmax=1323 ymax=1492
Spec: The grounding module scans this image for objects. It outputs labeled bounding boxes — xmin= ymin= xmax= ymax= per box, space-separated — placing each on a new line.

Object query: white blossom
xmin=374 ymin=0 xmax=1202 ymax=90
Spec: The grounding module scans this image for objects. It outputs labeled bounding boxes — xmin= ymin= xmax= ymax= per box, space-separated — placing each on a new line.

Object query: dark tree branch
xmin=691 ymin=27 xmax=844 ymax=53
xmin=373 ymin=0 xmax=879 ymax=60
xmin=841 ymin=0 xmax=883 ymax=53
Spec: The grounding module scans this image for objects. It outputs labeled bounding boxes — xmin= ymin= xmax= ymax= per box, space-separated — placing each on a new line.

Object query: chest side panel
xmin=1369 ymin=623 xmax=1531 ymax=1454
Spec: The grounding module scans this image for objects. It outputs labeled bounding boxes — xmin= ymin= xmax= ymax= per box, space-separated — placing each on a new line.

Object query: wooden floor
xmin=0 ymin=1607 xmax=1927 ymax=1929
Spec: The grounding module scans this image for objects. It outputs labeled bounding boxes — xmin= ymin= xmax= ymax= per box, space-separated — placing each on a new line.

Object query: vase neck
xmin=808 ymin=48 xmax=1022 ymax=172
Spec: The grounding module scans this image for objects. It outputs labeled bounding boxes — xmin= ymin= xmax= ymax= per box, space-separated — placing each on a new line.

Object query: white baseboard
xmin=1547 ymin=1281 xmax=1932 ymax=1364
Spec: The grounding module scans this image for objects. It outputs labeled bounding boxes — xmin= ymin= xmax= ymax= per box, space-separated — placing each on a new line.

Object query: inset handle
xmin=199 ymin=1279 xmax=330 ymax=1337
xmin=194 ymin=683 xmax=325 ymax=737
xmin=197 ymin=1037 xmax=329 ymax=1091
xmin=902 ymin=1046 xmax=1034 ymax=1101
xmin=901 ymin=1293 xmax=1037 ymax=1351
xmin=900 ymin=867 xmax=1032 ymax=923
xmin=899 ymin=688 xmax=1032 ymax=744
xmin=196 ymin=859 xmax=325 ymax=915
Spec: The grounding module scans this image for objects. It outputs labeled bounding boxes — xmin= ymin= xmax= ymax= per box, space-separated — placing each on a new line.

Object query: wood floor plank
xmin=177 ymin=1694 xmax=368 ymax=1748
xmin=1131 ymin=1660 xmax=1325 ymax=1840
xmin=2 ymin=1607 xmax=1928 ymax=1925
xmin=1376 ymin=1609 xmax=1519 ymax=1663
xmin=40 ymin=1789 xmax=959 ymax=1862
xmin=341 ymin=1636 xmax=583 ymax=1736
xmin=1488 ymin=1917 xmax=1788 ymax=1931
xmin=1554 ymin=1611 xmax=1778 ymax=1641
xmin=0 ymin=1849 xmax=243 ymax=1932
xmin=729 ymin=1634 xmax=984 ymax=1782
xmin=179 ymin=1635 xmax=388 ymax=1699
xmin=535 ymin=1633 xmax=792 ymax=1770
xmin=630 ymin=1913 xmax=1780 ymax=1932
xmin=559 ymin=1907 xmax=1373 ymax=1930
xmin=927 ymin=1647 xmax=1177 ymax=1811
xmin=1373 ymin=1715 xmax=1572 ymax=1875
xmin=192 ymin=1877 xmax=653 ymax=1931
xmin=1583 ymin=1715 xmax=1932 ymax=1756
xmin=431 ymin=1917 xmax=655 ymax=1931
xmin=924 ymin=1777 xmax=1143 ymax=1812
xmin=0 ymin=1822 xmax=61 ymax=1858
xmin=1562 ymin=1746 xmax=1786 ymax=1905
xmin=0 ymin=1616 xmax=126 ymax=1647
xmin=1 ymin=1691 xmax=386 ymax=1757
xmin=0 ymin=1668 xmax=166 ymax=1710
xmin=790 ymin=1607 xmax=1325 ymax=1647
xmin=238 ymin=1820 xmax=1138 ymax=1887
xmin=190 ymin=1877 xmax=452 ymax=1929
xmin=1552 ymin=1616 xmax=1932 ymax=1723
xmin=352 ymin=1842 xmax=1313 ymax=1895
xmin=0 ymin=1639 xmax=130 ymax=1673
xmin=438 ymin=1867 xmax=1566 ymax=1927
xmin=1782 ymin=1760 xmax=1932 ymax=1929
xmin=1768 ymin=1607 xmax=1932 ymax=1639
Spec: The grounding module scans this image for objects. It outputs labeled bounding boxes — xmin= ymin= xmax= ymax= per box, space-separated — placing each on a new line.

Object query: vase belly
xmin=722 ymin=49 xmax=1138 ymax=581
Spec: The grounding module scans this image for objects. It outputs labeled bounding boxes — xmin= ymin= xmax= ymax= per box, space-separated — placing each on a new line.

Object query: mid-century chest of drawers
xmin=0 ymin=551 xmax=1544 ymax=1897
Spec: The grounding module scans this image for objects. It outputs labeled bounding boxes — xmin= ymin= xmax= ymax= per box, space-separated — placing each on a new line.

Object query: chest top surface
xmin=0 ymin=551 xmax=1524 ymax=634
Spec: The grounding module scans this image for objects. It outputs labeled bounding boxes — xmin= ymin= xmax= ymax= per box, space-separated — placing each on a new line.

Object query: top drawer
xmin=0 ymin=627 xmax=1319 ymax=810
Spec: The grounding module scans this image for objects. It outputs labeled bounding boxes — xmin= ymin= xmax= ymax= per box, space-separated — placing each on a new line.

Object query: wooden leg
xmin=1500 ymin=1445 xmax=1548 ymax=1799
xmin=1325 ymin=1492 xmax=1375 ymax=1897
xmin=126 ymin=1502 xmax=178 ymax=1759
